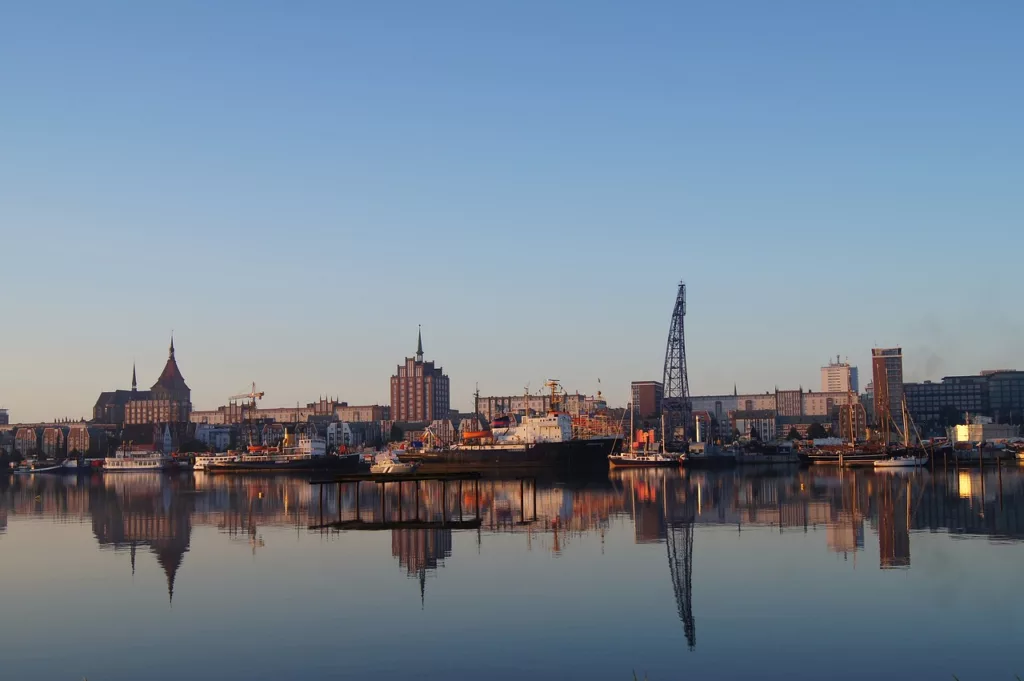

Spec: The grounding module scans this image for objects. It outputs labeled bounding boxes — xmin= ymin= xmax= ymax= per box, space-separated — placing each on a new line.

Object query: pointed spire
xmin=416 ymin=325 xmax=424 ymax=362
xmin=131 ymin=363 xmax=137 ymax=392
xmin=169 ymin=333 xmax=175 ymax=358
xmin=733 ymin=383 xmax=737 ymax=396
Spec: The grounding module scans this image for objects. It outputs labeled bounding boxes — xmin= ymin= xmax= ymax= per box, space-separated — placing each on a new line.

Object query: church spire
xmin=416 ymin=325 xmax=424 ymax=362
xmin=169 ymin=333 xmax=175 ymax=359
xmin=132 ymin=363 xmax=137 ymax=392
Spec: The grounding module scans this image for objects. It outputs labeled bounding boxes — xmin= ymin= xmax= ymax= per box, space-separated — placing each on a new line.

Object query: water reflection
xmin=3 ymin=466 xmax=1024 ymax=622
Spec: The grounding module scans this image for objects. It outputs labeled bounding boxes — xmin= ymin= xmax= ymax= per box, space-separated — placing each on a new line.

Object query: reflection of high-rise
xmin=391 ymin=529 xmax=453 ymax=604
xmin=827 ymin=511 xmax=865 ymax=555
xmin=91 ymin=475 xmax=193 ymax=601
xmin=877 ymin=476 xmax=910 ymax=569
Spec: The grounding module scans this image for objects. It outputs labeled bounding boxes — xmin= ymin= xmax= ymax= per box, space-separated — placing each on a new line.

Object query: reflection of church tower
xmin=391 ymin=528 xmax=453 ymax=605
xmin=90 ymin=476 xmax=194 ymax=603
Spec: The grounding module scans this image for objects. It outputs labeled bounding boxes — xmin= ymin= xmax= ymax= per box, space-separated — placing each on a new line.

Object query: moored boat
xmin=370 ymin=451 xmax=420 ymax=475
xmin=193 ymin=452 xmax=238 ymax=471
xmin=104 ymin=450 xmax=173 ymax=472
xmin=874 ymin=455 xmax=927 ymax=468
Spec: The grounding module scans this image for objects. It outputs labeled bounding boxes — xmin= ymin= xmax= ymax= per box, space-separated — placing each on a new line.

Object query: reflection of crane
xmin=666 ymin=515 xmax=695 ymax=650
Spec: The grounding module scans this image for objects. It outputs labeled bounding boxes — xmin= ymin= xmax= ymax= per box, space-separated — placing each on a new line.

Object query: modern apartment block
xmin=630 ymin=381 xmax=664 ymax=419
xmin=821 ymin=357 xmax=859 ymax=394
xmin=871 ymin=348 xmax=904 ymax=429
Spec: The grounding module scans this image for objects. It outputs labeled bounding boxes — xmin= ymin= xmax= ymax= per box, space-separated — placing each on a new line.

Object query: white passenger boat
xmin=104 ymin=449 xmax=172 ymax=472
xmin=370 ymin=451 xmax=420 ymax=475
xmin=193 ymin=453 xmax=238 ymax=471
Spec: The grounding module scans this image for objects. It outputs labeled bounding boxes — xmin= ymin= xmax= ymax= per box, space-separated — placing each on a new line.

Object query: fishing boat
xmin=370 ymin=451 xmax=420 ymax=475
xmin=608 ymin=411 xmax=678 ymax=467
xmin=11 ymin=460 xmax=65 ymax=474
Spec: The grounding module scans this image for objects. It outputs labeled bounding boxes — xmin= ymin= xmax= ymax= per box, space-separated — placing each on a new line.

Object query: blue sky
xmin=2 ymin=1 xmax=1022 ymax=422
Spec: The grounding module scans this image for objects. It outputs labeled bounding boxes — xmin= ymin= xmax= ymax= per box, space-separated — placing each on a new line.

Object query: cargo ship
xmin=408 ymin=412 xmax=621 ymax=471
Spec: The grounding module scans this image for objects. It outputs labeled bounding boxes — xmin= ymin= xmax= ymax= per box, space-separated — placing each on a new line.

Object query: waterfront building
xmin=390 ymin=328 xmax=451 ymax=423
xmin=334 ymin=404 xmax=390 ymax=423
xmin=0 ymin=408 xmax=8 ymax=426
xmin=904 ymin=376 xmax=988 ymax=428
xmin=802 ymin=391 xmax=857 ymax=416
xmin=985 ymin=370 xmax=1024 ymax=425
xmin=191 ymin=397 xmax=359 ymax=426
xmin=821 ymin=357 xmax=859 ymax=394
xmin=14 ymin=427 xmax=39 ymax=456
xmin=952 ymin=421 xmax=1019 ymax=443
xmin=476 ymin=392 xmax=592 ymax=422
xmin=871 ymin=347 xmax=904 ymax=429
xmin=67 ymin=424 xmax=110 ymax=456
xmin=630 ymin=381 xmax=663 ymax=419
xmin=194 ymin=424 xmax=232 ymax=451
xmin=41 ymin=427 xmax=66 ymax=458
xmin=776 ymin=389 xmax=802 ymax=417
xmin=732 ymin=410 xmax=777 ymax=441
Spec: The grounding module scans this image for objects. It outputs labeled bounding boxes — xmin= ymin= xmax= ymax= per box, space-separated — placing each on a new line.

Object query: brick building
xmin=390 ymin=328 xmax=450 ymax=423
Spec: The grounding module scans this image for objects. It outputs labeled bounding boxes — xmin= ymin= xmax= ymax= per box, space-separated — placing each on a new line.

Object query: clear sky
xmin=1 ymin=1 xmax=1022 ymax=422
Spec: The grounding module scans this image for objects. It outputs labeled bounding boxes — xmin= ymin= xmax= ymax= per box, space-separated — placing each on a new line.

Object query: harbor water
xmin=1 ymin=466 xmax=1022 ymax=680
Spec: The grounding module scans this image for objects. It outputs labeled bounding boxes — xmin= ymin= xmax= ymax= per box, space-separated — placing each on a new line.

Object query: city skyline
xmin=2 ymin=323 xmax=1020 ymax=424
xmin=3 ymin=2 xmax=1023 ymax=422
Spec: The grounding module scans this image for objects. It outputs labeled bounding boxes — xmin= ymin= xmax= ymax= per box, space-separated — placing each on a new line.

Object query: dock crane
xmin=229 ymin=382 xmax=265 ymax=410
xmin=229 ymin=383 xmax=265 ymax=448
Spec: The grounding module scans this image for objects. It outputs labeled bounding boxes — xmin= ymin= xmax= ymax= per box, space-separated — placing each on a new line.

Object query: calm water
xmin=2 ymin=465 xmax=1023 ymax=680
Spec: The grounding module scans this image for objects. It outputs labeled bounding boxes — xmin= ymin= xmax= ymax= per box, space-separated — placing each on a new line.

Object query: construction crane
xmin=229 ymin=382 xmax=265 ymax=408
xmin=229 ymin=383 xmax=265 ymax=448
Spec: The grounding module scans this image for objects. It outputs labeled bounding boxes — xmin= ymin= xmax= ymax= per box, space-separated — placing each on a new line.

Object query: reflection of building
xmin=877 ymin=478 xmax=910 ymax=569
xmin=827 ymin=512 xmax=865 ymax=555
xmin=91 ymin=476 xmax=193 ymax=602
xmin=391 ymin=528 xmax=453 ymax=603
xmin=390 ymin=329 xmax=450 ymax=423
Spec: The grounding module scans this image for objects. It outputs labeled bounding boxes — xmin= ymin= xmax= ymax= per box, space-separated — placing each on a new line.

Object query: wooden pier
xmin=308 ymin=472 xmax=537 ymax=532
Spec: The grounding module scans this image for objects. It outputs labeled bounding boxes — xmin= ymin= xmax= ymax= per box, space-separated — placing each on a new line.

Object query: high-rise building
xmin=630 ymin=381 xmax=663 ymax=419
xmin=0 ymin=408 xmax=8 ymax=426
xmin=871 ymin=347 xmax=904 ymax=430
xmin=390 ymin=328 xmax=450 ymax=423
xmin=821 ymin=357 xmax=859 ymax=394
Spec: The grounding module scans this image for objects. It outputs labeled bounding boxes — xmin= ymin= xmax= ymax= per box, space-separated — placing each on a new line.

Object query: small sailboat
xmin=608 ymin=411 xmax=679 ymax=467
xmin=874 ymin=398 xmax=929 ymax=468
